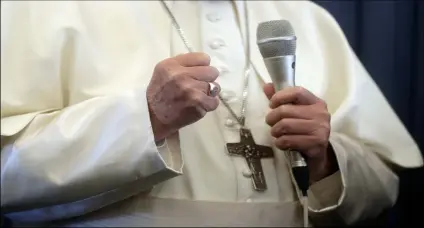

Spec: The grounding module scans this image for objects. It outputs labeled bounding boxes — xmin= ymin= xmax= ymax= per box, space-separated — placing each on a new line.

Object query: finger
xmin=274 ymin=135 xmax=322 ymax=152
xmin=265 ymin=104 xmax=315 ymax=126
xmin=270 ymin=118 xmax=319 ymax=138
xmin=269 ymin=86 xmax=320 ymax=108
xmin=187 ymin=66 xmax=220 ymax=82
xmin=174 ymin=52 xmax=211 ymax=67
xmin=192 ymin=91 xmax=220 ymax=112
xmin=263 ymin=83 xmax=275 ymax=100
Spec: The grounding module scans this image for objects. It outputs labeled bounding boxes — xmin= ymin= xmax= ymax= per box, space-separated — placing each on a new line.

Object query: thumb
xmin=263 ymin=83 xmax=275 ymax=100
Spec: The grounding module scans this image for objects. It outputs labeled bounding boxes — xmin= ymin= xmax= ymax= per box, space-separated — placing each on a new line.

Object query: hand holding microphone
xmin=257 ymin=20 xmax=335 ymax=192
xmin=264 ymin=85 xmax=333 ymax=184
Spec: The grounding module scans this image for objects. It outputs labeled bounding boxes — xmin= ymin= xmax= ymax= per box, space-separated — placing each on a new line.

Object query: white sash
xmin=49 ymin=197 xmax=306 ymax=227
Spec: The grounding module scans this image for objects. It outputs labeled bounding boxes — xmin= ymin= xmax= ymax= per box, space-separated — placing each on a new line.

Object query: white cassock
xmin=1 ymin=0 xmax=422 ymax=227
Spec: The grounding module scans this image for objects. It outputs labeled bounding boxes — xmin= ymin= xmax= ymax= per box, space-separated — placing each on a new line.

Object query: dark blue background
xmin=315 ymin=0 xmax=424 ymax=226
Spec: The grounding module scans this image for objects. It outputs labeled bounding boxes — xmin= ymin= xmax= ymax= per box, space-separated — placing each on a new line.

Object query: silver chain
xmin=160 ymin=0 xmax=251 ymax=127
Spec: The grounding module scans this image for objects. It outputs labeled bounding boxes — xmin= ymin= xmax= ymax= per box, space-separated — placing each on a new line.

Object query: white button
xmin=242 ymin=169 xmax=252 ymax=178
xmin=206 ymin=13 xmax=222 ymax=22
xmin=219 ymin=90 xmax=236 ymax=102
xmin=224 ymin=118 xmax=237 ymax=127
xmin=217 ymin=65 xmax=229 ymax=74
xmin=209 ymin=39 xmax=226 ymax=49
xmin=246 ymin=198 xmax=253 ymax=203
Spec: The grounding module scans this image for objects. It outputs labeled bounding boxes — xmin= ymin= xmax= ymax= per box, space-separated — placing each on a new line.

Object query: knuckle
xmin=156 ymin=61 xmax=183 ymax=78
xmin=155 ymin=60 xmax=170 ymax=74
xmin=279 ymin=105 xmax=291 ymax=117
xmin=180 ymin=84 xmax=192 ymax=96
xmin=190 ymin=93 xmax=204 ymax=107
xmin=319 ymin=100 xmax=328 ymax=109
xmin=170 ymin=67 xmax=186 ymax=78
xmin=295 ymin=86 xmax=305 ymax=97
xmin=175 ymin=81 xmax=194 ymax=99
xmin=323 ymin=121 xmax=331 ymax=131
xmin=280 ymin=119 xmax=290 ymax=133
xmin=172 ymin=76 xmax=187 ymax=89
xmin=276 ymin=137 xmax=291 ymax=149
xmin=272 ymin=120 xmax=288 ymax=136
xmin=315 ymin=99 xmax=328 ymax=111
xmin=314 ymin=121 xmax=329 ymax=133
xmin=269 ymin=94 xmax=279 ymax=106
xmin=319 ymin=110 xmax=331 ymax=122
xmin=278 ymin=105 xmax=286 ymax=114
xmin=271 ymin=128 xmax=280 ymax=138
xmin=317 ymin=135 xmax=328 ymax=147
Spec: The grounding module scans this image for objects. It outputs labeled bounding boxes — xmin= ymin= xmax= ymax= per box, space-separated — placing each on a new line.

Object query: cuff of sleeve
xmin=155 ymin=133 xmax=184 ymax=175
xmin=140 ymin=87 xmax=184 ymax=178
xmin=308 ymin=134 xmax=346 ymax=213
xmin=308 ymin=171 xmax=343 ymax=212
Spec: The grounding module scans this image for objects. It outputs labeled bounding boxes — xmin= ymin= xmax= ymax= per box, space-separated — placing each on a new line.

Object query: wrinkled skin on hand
xmin=263 ymin=84 xmax=338 ymax=183
xmin=147 ymin=52 xmax=220 ymax=142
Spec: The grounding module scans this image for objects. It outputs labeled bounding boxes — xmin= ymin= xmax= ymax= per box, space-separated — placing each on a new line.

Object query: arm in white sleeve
xmin=301 ymin=2 xmax=423 ymax=225
xmin=1 ymin=1 xmax=183 ymax=223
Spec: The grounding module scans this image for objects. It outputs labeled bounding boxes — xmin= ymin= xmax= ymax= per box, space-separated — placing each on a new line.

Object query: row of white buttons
xmin=206 ymin=12 xmax=226 ymax=50
xmin=205 ymin=10 xmax=233 ymax=104
xmin=207 ymin=13 xmax=236 ymax=128
xmin=204 ymin=5 xmax=254 ymax=204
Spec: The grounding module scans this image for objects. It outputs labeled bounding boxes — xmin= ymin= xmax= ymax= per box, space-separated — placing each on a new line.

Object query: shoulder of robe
xmin=254 ymin=0 xmax=356 ymax=64
xmin=1 ymin=2 xmax=76 ymax=110
xmin=0 ymin=1 xmax=148 ymax=37
xmin=1 ymin=1 xmax=160 ymax=120
xmin=283 ymin=0 xmax=350 ymax=46
xmin=1 ymin=1 xmax=81 ymax=32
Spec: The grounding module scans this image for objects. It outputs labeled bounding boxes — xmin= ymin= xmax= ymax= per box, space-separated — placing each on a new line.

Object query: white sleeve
xmin=1 ymin=1 xmax=183 ymax=223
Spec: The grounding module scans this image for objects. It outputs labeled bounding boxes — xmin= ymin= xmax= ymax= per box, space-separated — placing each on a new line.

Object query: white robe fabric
xmin=1 ymin=0 xmax=422 ymax=227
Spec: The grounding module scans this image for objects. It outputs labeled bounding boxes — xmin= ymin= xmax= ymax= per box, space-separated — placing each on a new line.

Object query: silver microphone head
xmin=256 ymin=20 xmax=298 ymax=90
xmin=256 ymin=20 xmax=297 ymax=58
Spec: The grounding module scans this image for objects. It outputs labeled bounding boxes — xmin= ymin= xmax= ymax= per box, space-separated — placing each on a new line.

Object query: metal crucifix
xmin=226 ymin=128 xmax=274 ymax=191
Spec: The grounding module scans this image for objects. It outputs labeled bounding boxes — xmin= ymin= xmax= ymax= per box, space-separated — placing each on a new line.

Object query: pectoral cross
xmin=226 ymin=128 xmax=274 ymax=191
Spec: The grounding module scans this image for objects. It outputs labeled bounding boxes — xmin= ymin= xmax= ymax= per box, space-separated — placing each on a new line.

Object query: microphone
xmin=256 ymin=20 xmax=309 ymax=197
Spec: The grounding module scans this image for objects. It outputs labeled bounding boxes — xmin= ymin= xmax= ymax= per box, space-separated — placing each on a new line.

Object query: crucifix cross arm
xmin=226 ymin=128 xmax=274 ymax=191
